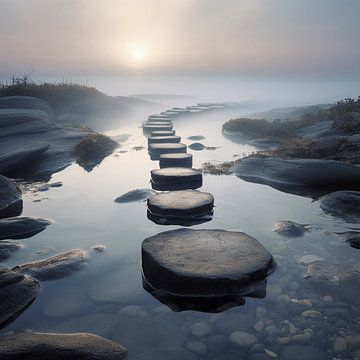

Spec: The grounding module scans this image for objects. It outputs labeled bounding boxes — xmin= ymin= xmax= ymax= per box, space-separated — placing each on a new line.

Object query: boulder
xmin=114 ymin=189 xmax=155 ymax=203
xmin=0 ymin=217 xmax=51 ymax=240
xmin=0 ymin=267 xmax=40 ymax=327
xmin=0 ymin=332 xmax=127 ymax=360
xmin=0 ymin=175 xmax=22 ymax=219
xmin=148 ymin=143 xmax=186 ymax=160
xmin=148 ymin=135 xmax=181 ymax=145
xmin=0 ymin=241 xmax=22 ymax=260
xmin=151 ymin=130 xmax=176 ymax=137
xmin=159 ymin=153 xmax=193 ymax=168
xmin=141 ymin=228 xmax=276 ymax=296
xmin=234 ymin=157 xmax=360 ymax=197
xmin=147 ymin=190 xmax=214 ymax=219
xmin=274 ymin=221 xmax=309 ymax=238
xmin=13 ymin=249 xmax=88 ymax=281
xmin=320 ymin=191 xmax=360 ymax=223
xmin=150 ymin=167 xmax=202 ymax=190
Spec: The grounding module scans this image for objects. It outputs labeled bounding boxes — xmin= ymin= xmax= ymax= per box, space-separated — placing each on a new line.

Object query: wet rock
xmin=91 ymin=244 xmax=106 ymax=252
xmin=13 ymin=249 xmax=88 ymax=281
xmin=0 ymin=217 xmax=51 ymax=240
xmin=0 ymin=332 xmax=127 ymax=359
xmin=147 ymin=190 xmax=214 ymax=219
xmin=274 ymin=221 xmax=309 ymax=238
xmin=291 ymin=332 xmax=312 ymax=344
xmin=150 ymin=167 xmax=202 ymax=190
xmin=186 ymin=340 xmax=208 ymax=355
xmin=148 ymin=143 xmax=186 ymax=160
xmin=159 ymin=153 xmax=193 ymax=168
xmin=151 ymin=130 xmax=176 ymax=137
xmin=0 ymin=175 xmax=22 ymax=219
xmin=190 ymin=321 xmax=212 ymax=337
xmin=247 ymin=138 xmax=283 ymax=150
xmin=189 ymin=142 xmax=205 ymax=151
xmin=114 ymin=188 xmax=155 ymax=203
xmin=234 ymin=157 xmax=360 ymax=198
xmin=0 ymin=267 xmax=40 ymax=327
xmin=337 ymin=232 xmax=360 ymax=249
xmin=148 ymin=135 xmax=181 ymax=145
xmin=280 ymin=344 xmax=328 ymax=360
xmin=333 ymin=337 xmax=347 ymax=353
xmin=147 ymin=210 xmax=212 ymax=227
xmin=229 ymin=331 xmax=257 ymax=349
xmin=187 ymin=135 xmax=205 ymax=140
xmin=320 ymin=191 xmax=360 ymax=223
xmin=141 ymin=228 xmax=276 ymax=297
xmin=0 ymin=241 xmax=22 ymax=260
xmin=298 ymin=255 xmax=325 ymax=265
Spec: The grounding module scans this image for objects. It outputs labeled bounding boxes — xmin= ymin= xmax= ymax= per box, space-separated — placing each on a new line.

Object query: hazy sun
xmin=129 ymin=44 xmax=146 ymax=63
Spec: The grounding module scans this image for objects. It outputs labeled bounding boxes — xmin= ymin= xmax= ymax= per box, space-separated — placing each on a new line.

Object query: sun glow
xmin=129 ymin=44 xmax=146 ymax=63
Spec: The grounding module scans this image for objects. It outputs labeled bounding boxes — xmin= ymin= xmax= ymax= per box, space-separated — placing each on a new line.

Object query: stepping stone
xmin=143 ymin=124 xmax=173 ymax=134
xmin=150 ymin=167 xmax=201 ymax=190
xmin=148 ymin=143 xmax=187 ymax=160
xmin=146 ymin=121 xmax=172 ymax=126
xmin=147 ymin=210 xmax=212 ymax=226
xmin=141 ymin=228 xmax=276 ymax=297
xmin=189 ymin=142 xmax=205 ymax=151
xmin=0 ymin=217 xmax=51 ymax=240
xmin=148 ymin=114 xmax=171 ymax=120
xmin=160 ymin=153 xmax=193 ymax=168
xmin=147 ymin=189 xmax=213 ymax=219
xmin=148 ymin=136 xmax=181 ymax=145
xmin=147 ymin=118 xmax=172 ymax=123
xmin=151 ymin=130 xmax=176 ymax=137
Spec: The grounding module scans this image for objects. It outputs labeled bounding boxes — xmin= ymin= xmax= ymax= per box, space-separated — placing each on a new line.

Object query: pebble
xmin=345 ymin=335 xmax=360 ymax=350
xmin=256 ymin=307 xmax=267 ymax=317
xmin=301 ymin=310 xmax=321 ymax=318
xmin=291 ymin=333 xmax=312 ymax=344
xmin=298 ymin=299 xmax=312 ymax=307
xmin=190 ymin=321 xmax=212 ymax=338
xmin=185 ymin=340 xmax=208 ymax=355
xmin=254 ymin=321 xmax=265 ymax=332
xmin=229 ymin=331 xmax=257 ymax=349
xmin=288 ymin=281 xmax=300 ymax=290
xmin=333 ymin=337 xmax=347 ymax=353
xmin=91 ymin=244 xmax=106 ymax=252
xmin=265 ymin=349 xmax=278 ymax=358
xmin=250 ymin=343 xmax=265 ymax=353
xmin=298 ymin=255 xmax=325 ymax=265
xmin=276 ymin=337 xmax=290 ymax=345
xmin=323 ymin=295 xmax=333 ymax=302
xmin=276 ymin=295 xmax=290 ymax=304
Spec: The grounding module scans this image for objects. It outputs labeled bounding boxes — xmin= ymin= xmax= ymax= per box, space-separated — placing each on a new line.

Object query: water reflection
xmin=147 ymin=209 xmax=212 ymax=226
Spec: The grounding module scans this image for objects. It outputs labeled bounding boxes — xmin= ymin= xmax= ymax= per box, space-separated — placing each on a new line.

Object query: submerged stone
xmin=13 ymin=249 xmax=88 ymax=281
xmin=160 ymin=153 xmax=193 ymax=168
xmin=0 ymin=332 xmax=127 ymax=360
xmin=148 ymin=143 xmax=186 ymax=160
xmin=187 ymin=135 xmax=205 ymax=140
xmin=147 ymin=190 xmax=214 ymax=219
xmin=151 ymin=130 xmax=176 ymax=137
xmin=189 ymin=142 xmax=205 ymax=151
xmin=148 ymin=135 xmax=181 ymax=145
xmin=320 ymin=191 xmax=360 ymax=223
xmin=141 ymin=228 xmax=276 ymax=297
xmin=0 ymin=267 xmax=40 ymax=327
xmin=274 ymin=221 xmax=309 ymax=238
xmin=0 ymin=175 xmax=22 ymax=219
xmin=150 ymin=167 xmax=202 ymax=190
xmin=0 ymin=241 xmax=22 ymax=260
xmin=114 ymin=189 xmax=155 ymax=203
xmin=0 ymin=217 xmax=51 ymax=240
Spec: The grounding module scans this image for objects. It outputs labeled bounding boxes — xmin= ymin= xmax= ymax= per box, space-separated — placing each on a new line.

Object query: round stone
xmin=229 ymin=331 xmax=257 ymax=349
xmin=148 ymin=136 xmax=181 ymax=145
xmin=151 ymin=130 xmax=176 ymax=137
xmin=150 ymin=167 xmax=202 ymax=190
xmin=148 ymin=143 xmax=186 ymax=160
xmin=189 ymin=142 xmax=205 ymax=151
xmin=147 ymin=190 xmax=213 ymax=219
xmin=159 ymin=153 xmax=193 ymax=168
xmin=141 ymin=228 xmax=276 ymax=296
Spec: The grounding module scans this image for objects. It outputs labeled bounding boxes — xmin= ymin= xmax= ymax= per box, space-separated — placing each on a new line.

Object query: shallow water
xmin=2 ymin=109 xmax=359 ymax=359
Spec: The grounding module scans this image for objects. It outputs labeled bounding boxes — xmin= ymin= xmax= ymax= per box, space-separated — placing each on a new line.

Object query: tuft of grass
xmin=202 ymin=161 xmax=234 ymax=175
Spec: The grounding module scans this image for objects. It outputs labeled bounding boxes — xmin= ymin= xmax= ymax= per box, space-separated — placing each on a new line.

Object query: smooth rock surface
xmin=151 ymin=130 xmax=176 ymax=137
xmin=13 ymin=249 xmax=88 ymax=280
xmin=234 ymin=157 xmax=360 ymax=197
xmin=229 ymin=331 xmax=257 ymax=349
xmin=0 ymin=217 xmax=51 ymax=240
xmin=148 ymin=135 xmax=181 ymax=144
xmin=148 ymin=143 xmax=186 ymax=160
xmin=159 ymin=153 xmax=193 ymax=168
xmin=143 ymin=124 xmax=173 ymax=133
xmin=320 ymin=191 xmax=360 ymax=223
xmin=114 ymin=189 xmax=155 ymax=203
xmin=274 ymin=221 xmax=308 ymax=238
xmin=0 ymin=267 xmax=40 ymax=327
xmin=147 ymin=190 xmax=213 ymax=218
xmin=189 ymin=142 xmax=205 ymax=151
xmin=0 ymin=332 xmax=127 ymax=360
xmin=0 ymin=175 xmax=22 ymax=219
xmin=141 ymin=228 xmax=276 ymax=296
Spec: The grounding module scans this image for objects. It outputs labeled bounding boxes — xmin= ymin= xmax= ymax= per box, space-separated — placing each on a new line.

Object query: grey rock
xmin=0 ymin=241 xmax=22 ymax=260
xmin=298 ymin=255 xmax=325 ymax=265
xmin=229 ymin=331 xmax=257 ymax=349
xmin=185 ymin=340 xmax=208 ymax=355
xmin=0 ymin=217 xmax=51 ymax=240
xmin=159 ymin=153 xmax=193 ymax=168
xmin=114 ymin=188 xmax=155 ymax=203
xmin=13 ymin=249 xmax=88 ymax=281
xmin=274 ymin=221 xmax=309 ymax=238
xmin=148 ymin=135 xmax=181 ymax=144
xmin=320 ymin=191 xmax=360 ymax=223
xmin=0 ymin=332 xmax=127 ymax=359
xmin=148 ymin=142 xmax=186 ymax=160
xmin=187 ymin=135 xmax=205 ymax=140
xmin=295 ymin=120 xmax=333 ymax=139
xmin=0 ymin=175 xmax=22 ymax=219
xmin=234 ymin=157 xmax=360 ymax=198
xmin=189 ymin=142 xmax=205 ymax=151
xmin=0 ymin=267 xmax=40 ymax=327
xmin=247 ymin=138 xmax=283 ymax=150
xmin=141 ymin=228 xmax=276 ymax=297
xmin=151 ymin=130 xmax=176 ymax=137
xmin=280 ymin=344 xmax=328 ymax=360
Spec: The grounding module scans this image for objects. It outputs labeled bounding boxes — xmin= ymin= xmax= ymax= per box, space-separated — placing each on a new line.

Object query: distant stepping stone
xmin=147 ymin=189 xmax=213 ymax=219
xmin=189 ymin=142 xmax=205 ymax=151
xmin=187 ymin=135 xmax=205 ymax=140
xmin=151 ymin=130 xmax=176 ymax=137
xmin=148 ymin=114 xmax=171 ymax=120
xmin=143 ymin=124 xmax=173 ymax=134
xmin=148 ymin=136 xmax=181 ymax=145
xmin=148 ymin=143 xmax=187 ymax=160
xmin=160 ymin=153 xmax=193 ymax=168
xmin=114 ymin=189 xmax=155 ymax=203
xmin=150 ymin=167 xmax=201 ymax=190
xmin=146 ymin=121 xmax=172 ymax=126
xmin=142 ymin=228 xmax=276 ymax=297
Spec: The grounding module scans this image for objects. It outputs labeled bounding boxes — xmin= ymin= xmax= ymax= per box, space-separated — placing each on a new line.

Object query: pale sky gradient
xmin=0 ymin=0 xmax=359 ymax=77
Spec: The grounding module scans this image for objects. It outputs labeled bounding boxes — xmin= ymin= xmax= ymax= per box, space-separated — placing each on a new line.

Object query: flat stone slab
xmin=320 ymin=191 xmax=360 ymax=223
xmin=0 ymin=217 xmax=51 ymax=240
xmin=234 ymin=157 xmax=360 ymax=197
xmin=148 ymin=135 xmax=181 ymax=145
xmin=151 ymin=167 xmax=202 ymax=187
xmin=114 ymin=188 xmax=155 ymax=203
xmin=160 ymin=153 xmax=193 ymax=168
xmin=147 ymin=189 xmax=214 ymax=218
xmin=151 ymin=130 xmax=176 ymax=137
xmin=143 ymin=124 xmax=173 ymax=133
xmin=148 ymin=143 xmax=187 ymax=160
xmin=0 ymin=267 xmax=40 ymax=327
xmin=13 ymin=249 xmax=88 ymax=281
xmin=142 ymin=228 xmax=276 ymax=296
xmin=0 ymin=332 xmax=127 ymax=360
xmin=0 ymin=175 xmax=22 ymax=219
xmin=146 ymin=121 xmax=172 ymax=126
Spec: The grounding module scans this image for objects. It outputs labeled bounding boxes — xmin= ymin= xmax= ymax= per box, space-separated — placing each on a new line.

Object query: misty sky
xmin=0 ymin=0 xmax=359 ymax=78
